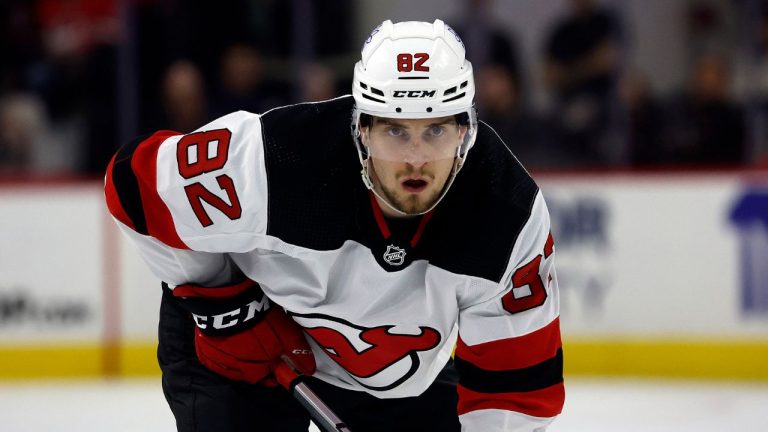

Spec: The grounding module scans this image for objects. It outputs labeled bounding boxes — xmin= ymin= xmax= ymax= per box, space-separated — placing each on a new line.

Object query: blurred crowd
xmin=1 ymin=0 xmax=767 ymax=176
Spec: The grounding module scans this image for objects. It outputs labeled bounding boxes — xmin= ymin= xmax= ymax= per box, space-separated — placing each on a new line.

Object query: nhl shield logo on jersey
xmin=290 ymin=313 xmax=441 ymax=391
xmin=383 ymin=245 xmax=406 ymax=266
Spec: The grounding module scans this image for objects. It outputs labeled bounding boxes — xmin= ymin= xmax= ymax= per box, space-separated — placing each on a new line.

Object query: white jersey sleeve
xmin=455 ymin=191 xmax=564 ymax=431
xmin=114 ymin=220 xmax=239 ymax=287
xmin=105 ymin=111 xmax=268 ymax=285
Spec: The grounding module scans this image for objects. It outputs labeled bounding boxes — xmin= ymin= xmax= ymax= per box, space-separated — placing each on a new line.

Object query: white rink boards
xmin=2 ymin=172 xmax=767 ymax=381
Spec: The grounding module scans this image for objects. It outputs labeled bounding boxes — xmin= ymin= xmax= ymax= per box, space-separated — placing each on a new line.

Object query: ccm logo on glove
xmin=162 ymin=280 xmax=316 ymax=384
xmin=192 ymin=296 xmax=270 ymax=331
xmin=162 ymin=280 xmax=272 ymax=336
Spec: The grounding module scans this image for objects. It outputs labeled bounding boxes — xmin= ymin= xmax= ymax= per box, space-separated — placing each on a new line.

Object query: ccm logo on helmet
xmin=191 ymin=296 xmax=270 ymax=330
xmin=392 ymin=90 xmax=436 ymax=98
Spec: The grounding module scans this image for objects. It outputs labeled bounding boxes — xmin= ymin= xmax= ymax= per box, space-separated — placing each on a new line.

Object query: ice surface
xmin=0 ymin=378 xmax=766 ymax=431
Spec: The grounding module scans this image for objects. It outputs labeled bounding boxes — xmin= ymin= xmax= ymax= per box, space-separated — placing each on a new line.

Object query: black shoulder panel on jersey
xmin=260 ymin=96 xmax=365 ymax=250
xmin=418 ymin=121 xmax=539 ymax=282
xmin=260 ymin=99 xmax=539 ymax=283
xmin=110 ymin=134 xmax=152 ymax=235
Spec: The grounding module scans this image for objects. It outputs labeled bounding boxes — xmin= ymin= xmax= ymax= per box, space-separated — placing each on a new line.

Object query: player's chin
xmin=399 ymin=191 xmax=439 ymax=214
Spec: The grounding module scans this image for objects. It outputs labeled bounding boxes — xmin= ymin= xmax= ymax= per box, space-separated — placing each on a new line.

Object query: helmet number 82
xmin=397 ymin=53 xmax=430 ymax=72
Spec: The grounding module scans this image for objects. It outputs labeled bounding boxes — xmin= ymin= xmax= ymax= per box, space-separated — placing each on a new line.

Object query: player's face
xmin=361 ymin=116 xmax=467 ymax=215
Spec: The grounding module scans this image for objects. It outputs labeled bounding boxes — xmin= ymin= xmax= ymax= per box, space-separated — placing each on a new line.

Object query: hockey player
xmin=105 ymin=19 xmax=564 ymax=431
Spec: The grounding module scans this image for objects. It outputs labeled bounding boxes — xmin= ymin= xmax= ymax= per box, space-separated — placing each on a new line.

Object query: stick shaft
xmin=275 ymin=358 xmax=352 ymax=432
xmin=292 ymin=382 xmax=352 ymax=432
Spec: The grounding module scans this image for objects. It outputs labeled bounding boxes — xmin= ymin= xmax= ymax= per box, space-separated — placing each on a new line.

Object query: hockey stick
xmin=275 ymin=357 xmax=353 ymax=432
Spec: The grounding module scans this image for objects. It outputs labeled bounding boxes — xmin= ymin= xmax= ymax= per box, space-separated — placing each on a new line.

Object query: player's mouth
xmin=401 ymin=177 xmax=429 ymax=193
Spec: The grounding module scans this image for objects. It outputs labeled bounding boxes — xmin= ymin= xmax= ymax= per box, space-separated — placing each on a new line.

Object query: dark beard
xmin=379 ymin=182 xmax=441 ymax=215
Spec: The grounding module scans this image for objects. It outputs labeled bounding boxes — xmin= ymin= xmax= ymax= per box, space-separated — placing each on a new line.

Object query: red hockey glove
xmin=165 ymin=280 xmax=315 ymax=385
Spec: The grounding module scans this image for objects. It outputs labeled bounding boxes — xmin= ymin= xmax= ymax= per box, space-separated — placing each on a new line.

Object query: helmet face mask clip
xmin=351 ymin=19 xmax=478 ymax=216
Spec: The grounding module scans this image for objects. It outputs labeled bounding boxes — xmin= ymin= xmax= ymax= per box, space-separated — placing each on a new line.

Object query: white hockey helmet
xmin=351 ymin=19 xmax=478 ymax=215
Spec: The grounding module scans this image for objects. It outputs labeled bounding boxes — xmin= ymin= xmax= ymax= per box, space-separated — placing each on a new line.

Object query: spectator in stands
xmin=34 ymin=0 xmax=123 ymax=174
xmin=161 ymin=61 xmax=208 ymax=134
xmin=0 ymin=1 xmax=43 ymax=95
xmin=543 ymin=0 xmax=624 ymax=166
xmin=475 ymin=64 xmax=545 ymax=168
xmin=210 ymin=44 xmax=287 ymax=118
xmin=450 ymin=0 xmax=522 ymax=85
xmin=618 ymin=69 xmax=665 ymax=167
xmin=261 ymin=0 xmax=353 ymax=58
xmin=734 ymin=4 xmax=768 ymax=165
xmin=449 ymin=0 xmax=547 ymax=166
xmin=664 ymin=54 xmax=746 ymax=165
xmin=300 ymin=63 xmax=337 ymax=102
xmin=0 ymin=94 xmax=46 ymax=173
xmin=749 ymin=7 xmax=768 ymax=102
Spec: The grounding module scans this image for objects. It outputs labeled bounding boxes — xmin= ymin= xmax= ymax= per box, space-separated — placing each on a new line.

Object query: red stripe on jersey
xmin=369 ymin=191 xmax=391 ymax=239
xmin=131 ymin=130 xmax=189 ymax=249
xmin=456 ymin=317 xmax=561 ymax=371
xmin=368 ymin=190 xmax=435 ymax=247
xmin=544 ymin=231 xmax=554 ymax=258
xmin=104 ymin=155 xmax=135 ymax=230
xmin=457 ymin=381 xmax=565 ymax=418
xmin=172 ymin=278 xmax=256 ymax=299
xmin=409 ymin=210 xmax=434 ymax=247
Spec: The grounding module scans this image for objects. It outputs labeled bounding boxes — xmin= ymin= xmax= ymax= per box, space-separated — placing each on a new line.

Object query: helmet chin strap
xmin=360 ymin=158 xmax=465 ymax=217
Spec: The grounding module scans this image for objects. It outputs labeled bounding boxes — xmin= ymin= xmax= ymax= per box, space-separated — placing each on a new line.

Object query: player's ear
xmin=358 ymin=113 xmax=374 ymax=147
xmin=458 ymin=125 xmax=468 ymax=143
xmin=359 ymin=126 xmax=370 ymax=147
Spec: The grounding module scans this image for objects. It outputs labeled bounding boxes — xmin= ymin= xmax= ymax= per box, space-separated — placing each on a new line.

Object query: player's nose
xmin=402 ymin=138 xmax=430 ymax=167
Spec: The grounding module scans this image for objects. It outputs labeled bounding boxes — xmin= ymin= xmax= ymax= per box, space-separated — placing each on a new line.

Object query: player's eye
xmin=428 ymin=126 xmax=445 ymax=137
xmin=387 ymin=127 xmax=405 ymax=137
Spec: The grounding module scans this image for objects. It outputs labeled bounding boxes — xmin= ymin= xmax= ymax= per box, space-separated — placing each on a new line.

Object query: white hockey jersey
xmin=105 ymin=96 xmax=564 ymax=431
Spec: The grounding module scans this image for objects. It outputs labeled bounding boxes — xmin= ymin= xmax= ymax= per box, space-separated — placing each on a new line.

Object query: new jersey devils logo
xmin=290 ymin=313 xmax=441 ymax=391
